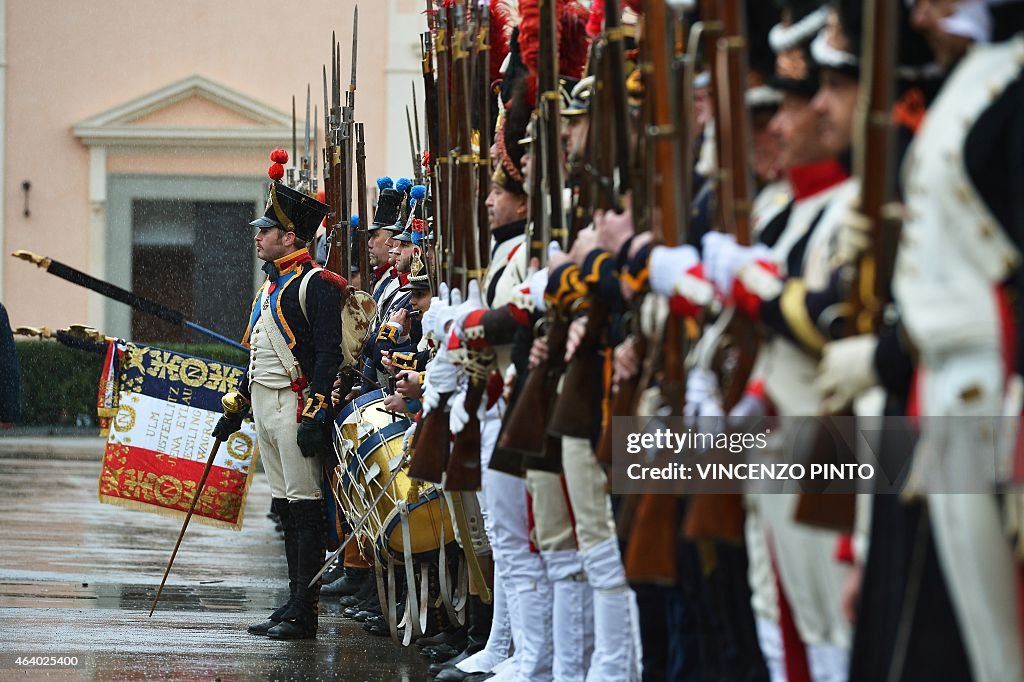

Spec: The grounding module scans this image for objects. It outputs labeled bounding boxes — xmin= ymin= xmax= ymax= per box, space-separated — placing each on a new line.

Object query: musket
xmin=323 ymin=65 xmax=333 ymax=243
xmin=11 ymin=250 xmax=245 ymax=351
xmin=421 ymin=31 xmax=443 ymax=285
xmin=435 ymin=7 xmax=454 ymax=287
xmin=501 ymin=0 xmax=574 ymax=472
xmin=355 ymin=122 xmax=371 ymax=290
xmin=150 ymin=392 xmax=247 ymax=616
xmin=446 ymin=7 xmax=489 ymax=492
xmin=848 ymin=0 xmax=899 ymax=335
xmin=793 ymin=0 xmax=900 ymax=533
xmin=493 ymin=116 xmax=556 ymax=473
xmin=548 ymin=0 xmax=628 ymax=443
xmin=474 ymin=4 xmax=492 ymax=272
xmin=682 ymin=0 xmax=754 ymax=545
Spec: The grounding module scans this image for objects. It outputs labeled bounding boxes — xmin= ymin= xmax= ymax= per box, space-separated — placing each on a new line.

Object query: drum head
xmin=377 ymin=487 xmax=456 ymax=564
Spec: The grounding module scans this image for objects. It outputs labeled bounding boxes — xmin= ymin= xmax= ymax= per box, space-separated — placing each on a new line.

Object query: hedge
xmin=14 ymin=341 xmax=247 ymax=426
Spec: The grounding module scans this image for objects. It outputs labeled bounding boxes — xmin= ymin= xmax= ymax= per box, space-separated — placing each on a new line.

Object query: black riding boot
xmin=267 ymin=499 xmax=326 ymax=639
xmin=248 ymin=498 xmax=296 ymax=635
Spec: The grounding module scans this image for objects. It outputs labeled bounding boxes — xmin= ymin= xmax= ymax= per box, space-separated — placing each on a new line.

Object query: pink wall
xmin=3 ymin=0 xmax=393 ymax=329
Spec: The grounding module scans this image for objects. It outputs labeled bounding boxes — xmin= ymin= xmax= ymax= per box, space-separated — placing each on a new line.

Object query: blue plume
xmin=376 ymin=176 xmax=393 ymax=190
xmin=395 ymin=177 xmax=413 ymax=193
xmin=351 ymin=214 xmax=360 ymax=228
xmin=410 ymin=184 xmax=427 ymax=201
xmin=412 ymin=230 xmax=423 ymax=246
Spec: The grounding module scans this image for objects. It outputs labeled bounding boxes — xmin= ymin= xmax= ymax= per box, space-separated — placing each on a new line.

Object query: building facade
xmin=1 ymin=0 xmax=423 ymax=341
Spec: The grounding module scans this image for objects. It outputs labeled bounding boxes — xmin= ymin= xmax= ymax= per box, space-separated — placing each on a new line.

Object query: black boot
xmin=267 ymin=499 xmax=326 ymax=640
xmin=248 ymin=498 xmax=295 ymax=636
xmin=340 ymin=572 xmax=377 ymax=610
xmin=428 ymin=595 xmax=492 ymax=666
xmin=323 ymin=566 xmax=371 ymax=597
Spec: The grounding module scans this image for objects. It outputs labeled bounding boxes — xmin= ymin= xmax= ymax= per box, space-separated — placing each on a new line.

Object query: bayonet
xmin=350 ymin=6 xmax=359 ymax=95
xmin=406 ymin=105 xmax=421 ymax=183
xmin=290 ymin=96 xmax=297 ymax=187
xmin=312 ymin=105 xmax=319 ymax=195
xmin=302 ymin=84 xmax=312 ymax=191
xmin=411 ymin=82 xmax=422 ymax=162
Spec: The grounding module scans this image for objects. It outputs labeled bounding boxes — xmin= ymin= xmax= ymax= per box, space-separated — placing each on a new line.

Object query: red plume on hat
xmin=517 ymin=0 xmax=591 ymax=105
xmin=268 ymin=148 xmax=288 ymax=182
xmin=490 ymin=0 xmax=515 ymax=83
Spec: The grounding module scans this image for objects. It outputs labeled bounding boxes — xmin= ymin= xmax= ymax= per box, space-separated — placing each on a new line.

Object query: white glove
xmin=833 ymin=203 xmax=873 ymax=267
xmin=422 ymin=345 xmax=459 ymax=414
xmin=423 ymin=282 xmax=463 ymax=344
xmin=684 ymin=367 xmax=725 ymax=419
xmin=701 ymin=232 xmax=772 ymax=295
xmin=649 ymin=245 xmax=701 ymax=297
xmin=527 ymin=267 xmax=549 ymax=313
xmin=816 ymin=334 xmax=879 ymax=414
xmin=449 ymin=386 xmax=486 ymax=435
xmin=727 ymin=391 xmax=768 ymax=432
xmin=451 ymin=279 xmax=484 ymax=340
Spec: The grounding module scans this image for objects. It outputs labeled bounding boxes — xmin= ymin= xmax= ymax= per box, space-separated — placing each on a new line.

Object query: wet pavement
xmin=0 ymin=456 xmax=434 ymax=681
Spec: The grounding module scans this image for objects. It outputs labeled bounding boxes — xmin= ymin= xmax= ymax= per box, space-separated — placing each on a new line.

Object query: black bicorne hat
xmin=250 ymin=182 xmax=330 ymax=243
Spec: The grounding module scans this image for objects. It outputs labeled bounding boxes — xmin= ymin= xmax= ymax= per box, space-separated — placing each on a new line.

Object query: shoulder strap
xmin=298 ymin=266 xmax=323 ymax=323
xmin=258 ymin=285 xmax=303 ymax=384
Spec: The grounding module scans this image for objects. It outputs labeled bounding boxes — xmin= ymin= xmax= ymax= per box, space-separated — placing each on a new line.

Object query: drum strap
xmin=399 ymin=500 xmax=422 ymax=645
xmin=386 ymin=553 xmax=401 ymax=644
xmin=418 ymin=563 xmax=430 ymax=639
xmin=437 ymin=493 xmax=463 ymax=625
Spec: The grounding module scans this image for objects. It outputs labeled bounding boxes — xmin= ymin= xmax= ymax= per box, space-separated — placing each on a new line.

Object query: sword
xmin=11 ymin=250 xmax=245 ymax=351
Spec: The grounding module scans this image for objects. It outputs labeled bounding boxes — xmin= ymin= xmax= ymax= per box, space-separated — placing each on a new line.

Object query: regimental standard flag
xmin=97 ymin=341 xmax=259 ymax=530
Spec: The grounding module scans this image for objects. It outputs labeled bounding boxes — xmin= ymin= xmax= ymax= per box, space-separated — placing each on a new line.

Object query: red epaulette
xmin=318 ymin=269 xmax=349 ymax=291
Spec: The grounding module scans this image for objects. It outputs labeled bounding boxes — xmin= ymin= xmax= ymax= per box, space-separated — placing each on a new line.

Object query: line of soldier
xmin=215 ymin=0 xmax=1024 ymax=680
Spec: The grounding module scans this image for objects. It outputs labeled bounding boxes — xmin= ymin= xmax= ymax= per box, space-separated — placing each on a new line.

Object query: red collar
xmin=398 ymin=271 xmax=411 ymax=286
xmin=273 ymin=249 xmax=313 ymax=274
xmin=373 ymin=263 xmax=390 ymax=279
xmin=787 ymin=158 xmax=849 ymax=201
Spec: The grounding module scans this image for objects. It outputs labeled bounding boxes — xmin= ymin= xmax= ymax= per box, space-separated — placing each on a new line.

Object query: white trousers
xmin=929 ymin=493 xmax=1023 ymax=682
xmin=251 ymin=382 xmax=322 ymax=501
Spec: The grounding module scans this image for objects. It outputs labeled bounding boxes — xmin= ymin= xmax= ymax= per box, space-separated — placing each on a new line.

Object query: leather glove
xmin=816 ymin=334 xmax=879 ymax=414
xmin=449 ymin=387 xmax=486 ymax=435
xmin=213 ymin=414 xmax=243 ymax=440
xmin=297 ymin=419 xmax=328 ymax=460
xmin=701 ymin=232 xmax=773 ymax=296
